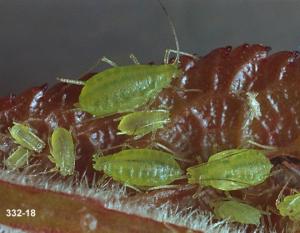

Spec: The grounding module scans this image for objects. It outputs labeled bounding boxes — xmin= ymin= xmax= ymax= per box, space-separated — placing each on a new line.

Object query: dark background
xmin=1 ymin=0 xmax=300 ymax=96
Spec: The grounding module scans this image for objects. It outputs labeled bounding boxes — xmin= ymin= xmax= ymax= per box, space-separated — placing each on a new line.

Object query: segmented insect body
xmin=49 ymin=127 xmax=75 ymax=176
xmin=9 ymin=122 xmax=46 ymax=153
xmin=5 ymin=146 xmax=31 ymax=169
xmin=117 ymin=110 xmax=170 ymax=137
xmin=79 ymin=64 xmax=181 ymax=117
xmin=93 ymin=148 xmax=183 ymax=187
xmin=214 ymin=200 xmax=261 ymax=225
xmin=276 ymin=193 xmax=300 ymax=221
xmin=187 ymin=149 xmax=273 ymax=191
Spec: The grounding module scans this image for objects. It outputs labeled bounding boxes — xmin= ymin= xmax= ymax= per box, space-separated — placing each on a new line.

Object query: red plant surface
xmin=1 ymin=44 xmax=300 ymax=232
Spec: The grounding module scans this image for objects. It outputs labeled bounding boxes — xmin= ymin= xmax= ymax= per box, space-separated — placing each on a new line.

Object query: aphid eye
xmin=213 ymin=200 xmax=262 ymax=225
xmin=187 ymin=149 xmax=273 ymax=191
xmin=93 ymin=148 xmax=183 ymax=188
xmin=49 ymin=127 xmax=75 ymax=176
xmin=5 ymin=146 xmax=31 ymax=169
xmin=276 ymin=193 xmax=300 ymax=221
xmin=9 ymin=122 xmax=46 ymax=153
xmin=117 ymin=110 xmax=170 ymax=137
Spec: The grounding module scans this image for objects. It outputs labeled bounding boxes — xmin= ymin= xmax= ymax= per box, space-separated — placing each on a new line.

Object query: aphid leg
xmin=276 ymin=177 xmax=292 ymax=205
xmin=101 ymin=56 xmax=118 ymax=67
xmin=147 ymin=184 xmax=180 ymax=191
xmin=164 ymin=49 xmax=198 ymax=64
xmin=129 ymin=53 xmax=140 ymax=65
xmin=57 ymin=77 xmax=85 ymax=86
xmin=171 ymin=86 xmax=202 ymax=94
xmin=247 ymin=140 xmax=278 ymax=150
xmin=124 ymin=183 xmax=142 ymax=193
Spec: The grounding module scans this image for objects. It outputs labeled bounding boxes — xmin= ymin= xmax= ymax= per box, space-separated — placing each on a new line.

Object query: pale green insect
xmin=276 ymin=193 xmax=300 ymax=221
xmin=5 ymin=146 xmax=31 ymax=170
xmin=93 ymin=148 xmax=183 ymax=187
xmin=49 ymin=127 xmax=75 ymax=176
xmin=187 ymin=149 xmax=273 ymax=191
xmin=214 ymin=200 xmax=262 ymax=225
xmin=117 ymin=110 xmax=170 ymax=137
xmin=9 ymin=122 xmax=46 ymax=153
xmin=56 ymin=1 xmax=199 ymax=118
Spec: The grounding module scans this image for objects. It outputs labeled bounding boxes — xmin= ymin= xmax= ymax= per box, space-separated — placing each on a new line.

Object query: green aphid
xmin=49 ymin=127 xmax=76 ymax=176
xmin=9 ymin=122 xmax=46 ymax=153
xmin=187 ymin=149 xmax=273 ymax=191
xmin=117 ymin=110 xmax=170 ymax=137
xmin=5 ymin=146 xmax=31 ymax=169
xmin=93 ymin=148 xmax=183 ymax=188
xmin=214 ymin=200 xmax=262 ymax=225
xmin=74 ymin=64 xmax=182 ymax=117
xmin=277 ymin=193 xmax=300 ymax=221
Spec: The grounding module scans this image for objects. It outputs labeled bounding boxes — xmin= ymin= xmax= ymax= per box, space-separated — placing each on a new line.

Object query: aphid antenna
xmin=157 ymin=0 xmax=180 ymax=65
xmin=154 ymin=142 xmax=193 ymax=163
xmin=129 ymin=54 xmax=140 ymax=65
xmin=56 ymin=77 xmax=85 ymax=86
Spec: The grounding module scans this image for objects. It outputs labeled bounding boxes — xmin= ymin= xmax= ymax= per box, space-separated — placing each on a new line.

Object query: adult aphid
xmin=5 ymin=146 xmax=31 ymax=170
xmin=187 ymin=149 xmax=273 ymax=191
xmin=57 ymin=1 xmax=197 ymax=118
xmin=276 ymin=193 xmax=300 ymax=221
xmin=93 ymin=148 xmax=183 ymax=188
xmin=9 ymin=122 xmax=46 ymax=153
xmin=117 ymin=109 xmax=170 ymax=138
xmin=49 ymin=127 xmax=76 ymax=176
xmin=213 ymin=200 xmax=262 ymax=225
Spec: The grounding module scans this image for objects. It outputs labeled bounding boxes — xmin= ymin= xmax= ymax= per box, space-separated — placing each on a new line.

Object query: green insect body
xmin=276 ymin=193 xmax=300 ymax=221
xmin=214 ymin=200 xmax=262 ymax=225
xmin=5 ymin=146 xmax=31 ymax=169
xmin=9 ymin=122 xmax=46 ymax=153
xmin=49 ymin=127 xmax=75 ymax=176
xmin=79 ymin=64 xmax=182 ymax=117
xmin=117 ymin=110 xmax=170 ymax=137
xmin=187 ymin=149 xmax=273 ymax=191
xmin=93 ymin=148 xmax=183 ymax=187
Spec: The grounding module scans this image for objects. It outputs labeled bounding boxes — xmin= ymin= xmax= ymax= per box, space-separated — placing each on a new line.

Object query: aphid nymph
xmin=187 ymin=149 xmax=273 ymax=191
xmin=9 ymin=122 xmax=46 ymax=153
xmin=213 ymin=200 xmax=262 ymax=225
xmin=276 ymin=193 xmax=300 ymax=221
xmin=117 ymin=109 xmax=170 ymax=138
xmin=5 ymin=146 xmax=31 ymax=170
xmin=49 ymin=127 xmax=76 ymax=176
xmin=93 ymin=148 xmax=183 ymax=188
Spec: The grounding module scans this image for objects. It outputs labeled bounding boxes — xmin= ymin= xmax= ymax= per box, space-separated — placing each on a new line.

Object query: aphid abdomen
xmin=103 ymin=160 xmax=181 ymax=187
xmin=50 ymin=127 xmax=75 ymax=176
xmin=9 ymin=123 xmax=46 ymax=153
xmin=79 ymin=64 xmax=181 ymax=117
xmin=93 ymin=148 xmax=183 ymax=187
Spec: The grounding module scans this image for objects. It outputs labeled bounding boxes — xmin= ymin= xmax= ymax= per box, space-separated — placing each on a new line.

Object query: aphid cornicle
xmin=49 ymin=127 xmax=76 ymax=176
xmin=276 ymin=193 xmax=300 ymax=221
xmin=5 ymin=146 xmax=31 ymax=170
xmin=187 ymin=149 xmax=273 ymax=191
xmin=9 ymin=122 xmax=46 ymax=153
xmin=93 ymin=148 xmax=183 ymax=187
xmin=213 ymin=200 xmax=262 ymax=225
xmin=117 ymin=110 xmax=170 ymax=137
